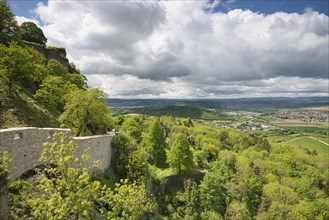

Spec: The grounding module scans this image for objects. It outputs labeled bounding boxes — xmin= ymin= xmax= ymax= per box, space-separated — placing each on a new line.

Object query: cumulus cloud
xmin=29 ymin=0 xmax=328 ymax=98
xmin=16 ymin=16 xmax=40 ymax=25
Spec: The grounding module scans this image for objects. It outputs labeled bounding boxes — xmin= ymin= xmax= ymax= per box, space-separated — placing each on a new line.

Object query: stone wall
xmin=0 ymin=127 xmax=115 ymax=180
xmin=0 ymin=127 xmax=116 ymax=219
xmin=23 ymin=41 xmax=72 ymax=72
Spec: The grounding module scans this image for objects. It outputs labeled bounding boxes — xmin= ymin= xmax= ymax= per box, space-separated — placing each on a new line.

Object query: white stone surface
xmin=0 ymin=127 xmax=115 ymax=180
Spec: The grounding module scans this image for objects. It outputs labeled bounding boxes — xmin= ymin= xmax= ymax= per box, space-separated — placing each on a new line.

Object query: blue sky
xmin=6 ymin=0 xmax=329 ymax=98
xmin=9 ymin=0 xmax=329 ymax=18
xmin=213 ymin=0 xmax=329 ymax=15
xmin=8 ymin=0 xmax=44 ymax=17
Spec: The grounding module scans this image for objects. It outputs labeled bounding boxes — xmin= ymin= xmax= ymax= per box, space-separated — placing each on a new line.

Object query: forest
xmin=2 ymin=115 xmax=329 ymax=219
xmin=0 ymin=0 xmax=328 ymax=219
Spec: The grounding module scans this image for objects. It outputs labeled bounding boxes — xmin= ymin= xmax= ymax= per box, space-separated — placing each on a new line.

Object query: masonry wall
xmin=23 ymin=41 xmax=72 ymax=72
xmin=0 ymin=127 xmax=115 ymax=180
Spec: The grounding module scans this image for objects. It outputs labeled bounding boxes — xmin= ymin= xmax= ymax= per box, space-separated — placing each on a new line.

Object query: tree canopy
xmin=0 ymin=42 xmax=37 ymax=92
xmin=167 ymin=133 xmax=194 ymax=173
xmin=9 ymin=132 xmax=155 ymax=219
xmin=59 ymin=88 xmax=113 ymax=136
xmin=6 ymin=115 xmax=329 ymax=219
xmin=140 ymin=119 xmax=167 ymax=167
xmin=20 ymin=22 xmax=47 ymax=46
xmin=0 ymin=0 xmax=19 ymax=45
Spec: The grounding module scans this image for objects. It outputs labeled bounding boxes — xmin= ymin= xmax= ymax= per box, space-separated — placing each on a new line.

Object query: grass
xmin=267 ymin=134 xmax=302 ymax=143
xmin=270 ymin=119 xmax=329 ymax=131
xmin=309 ymin=122 xmax=329 ymax=129
xmin=0 ymin=82 xmax=58 ymax=128
xmin=283 ymin=136 xmax=329 ymax=155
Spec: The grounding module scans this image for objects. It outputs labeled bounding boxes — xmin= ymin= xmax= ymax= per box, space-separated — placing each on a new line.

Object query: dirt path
xmin=283 ymin=136 xmax=329 ymax=146
xmin=283 ymin=137 xmax=303 ymax=144
xmin=309 ymin=137 xmax=329 ymax=146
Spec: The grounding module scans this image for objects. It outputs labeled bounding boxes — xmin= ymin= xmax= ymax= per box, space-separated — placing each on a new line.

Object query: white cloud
xmin=28 ymin=0 xmax=328 ymax=98
xmin=15 ymin=16 xmax=40 ymax=26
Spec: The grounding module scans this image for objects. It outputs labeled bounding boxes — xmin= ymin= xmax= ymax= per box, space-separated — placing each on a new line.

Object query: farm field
xmin=304 ymin=106 xmax=329 ymax=111
xmin=283 ymin=136 xmax=329 ymax=155
xmin=271 ymin=119 xmax=319 ymax=127
xmin=270 ymin=119 xmax=329 ymax=133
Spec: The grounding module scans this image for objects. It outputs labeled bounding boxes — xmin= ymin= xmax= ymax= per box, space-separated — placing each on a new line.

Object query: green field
xmin=282 ymin=136 xmax=329 ymax=155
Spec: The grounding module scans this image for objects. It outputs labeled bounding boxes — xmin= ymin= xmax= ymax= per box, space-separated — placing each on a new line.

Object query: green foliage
xmin=5 ymin=114 xmax=329 ymax=219
xmin=0 ymin=151 xmax=11 ymax=185
xmin=44 ymin=59 xmax=87 ymax=88
xmin=20 ymin=22 xmax=47 ymax=45
xmin=92 ymin=167 xmax=117 ymax=189
xmin=0 ymin=12 xmax=90 ymax=128
xmin=9 ymin=133 xmax=156 ymax=219
xmin=112 ymin=134 xmax=148 ymax=181
xmin=140 ymin=120 xmax=167 ymax=167
xmin=176 ymin=179 xmax=201 ymax=219
xmin=100 ymin=179 xmax=156 ymax=219
xmin=47 ymin=59 xmax=69 ymax=76
xmin=201 ymin=210 xmax=223 ymax=220
xmin=200 ymin=171 xmax=227 ymax=216
xmin=167 ymin=133 xmax=194 ymax=173
xmin=19 ymin=132 xmax=104 ymax=219
xmin=34 ymin=76 xmax=78 ymax=113
xmin=59 ymin=88 xmax=113 ymax=136
xmin=112 ymin=134 xmax=135 ymax=179
xmin=0 ymin=42 xmax=38 ymax=91
xmin=225 ymin=201 xmax=251 ymax=220
xmin=0 ymin=0 xmax=19 ymax=44
xmin=121 ymin=117 xmax=142 ymax=143
xmin=9 ymin=178 xmax=35 ymax=219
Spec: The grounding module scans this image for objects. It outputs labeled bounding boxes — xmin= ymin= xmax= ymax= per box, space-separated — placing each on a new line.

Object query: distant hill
xmin=108 ymin=97 xmax=329 ymax=120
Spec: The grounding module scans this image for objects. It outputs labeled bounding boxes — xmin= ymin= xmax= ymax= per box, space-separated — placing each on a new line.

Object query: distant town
xmin=271 ymin=110 xmax=328 ymax=123
xmin=207 ymin=109 xmax=328 ymax=132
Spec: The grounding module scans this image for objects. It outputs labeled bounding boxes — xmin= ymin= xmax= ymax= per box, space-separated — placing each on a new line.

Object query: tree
xmin=167 ymin=133 xmax=194 ymax=173
xmin=34 ymin=76 xmax=78 ymax=113
xmin=42 ymin=59 xmax=86 ymax=90
xmin=0 ymin=151 xmax=11 ymax=185
xmin=0 ymin=0 xmax=19 ymax=45
xmin=59 ymin=88 xmax=113 ymax=136
xmin=112 ymin=133 xmax=148 ymax=182
xmin=200 ymin=171 xmax=227 ymax=216
xmin=140 ymin=120 xmax=167 ymax=167
xmin=47 ymin=59 xmax=68 ymax=77
xmin=256 ymin=181 xmax=299 ymax=219
xmin=25 ymin=132 xmax=104 ymax=219
xmin=112 ymin=134 xmax=135 ymax=179
xmin=225 ymin=201 xmax=251 ymax=220
xmin=100 ymin=179 xmax=156 ymax=219
xmin=20 ymin=22 xmax=47 ymax=45
xmin=121 ymin=117 xmax=142 ymax=143
xmin=9 ymin=133 xmax=155 ymax=219
xmin=177 ymin=179 xmax=201 ymax=219
xmin=0 ymin=42 xmax=36 ymax=92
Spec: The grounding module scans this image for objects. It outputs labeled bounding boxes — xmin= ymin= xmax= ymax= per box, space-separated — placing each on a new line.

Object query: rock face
xmin=23 ymin=41 xmax=72 ymax=72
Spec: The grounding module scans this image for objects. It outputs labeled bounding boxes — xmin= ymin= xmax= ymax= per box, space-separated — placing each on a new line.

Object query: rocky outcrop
xmin=23 ymin=41 xmax=72 ymax=72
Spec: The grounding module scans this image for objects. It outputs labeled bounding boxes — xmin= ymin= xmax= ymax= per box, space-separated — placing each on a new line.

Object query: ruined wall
xmin=23 ymin=41 xmax=72 ymax=72
xmin=0 ymin=127 xmax=115 ymax=180
xmin=0 ymin=127 xmax=116 ymax=219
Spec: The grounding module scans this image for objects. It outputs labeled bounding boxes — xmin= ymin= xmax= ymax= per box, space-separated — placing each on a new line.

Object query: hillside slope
xmin=0 ymin=82 xmax=58 ymax=128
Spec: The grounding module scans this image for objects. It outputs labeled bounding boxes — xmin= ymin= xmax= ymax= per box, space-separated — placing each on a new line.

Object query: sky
xmin=7 ymin=0 xmax=329 ymax=99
